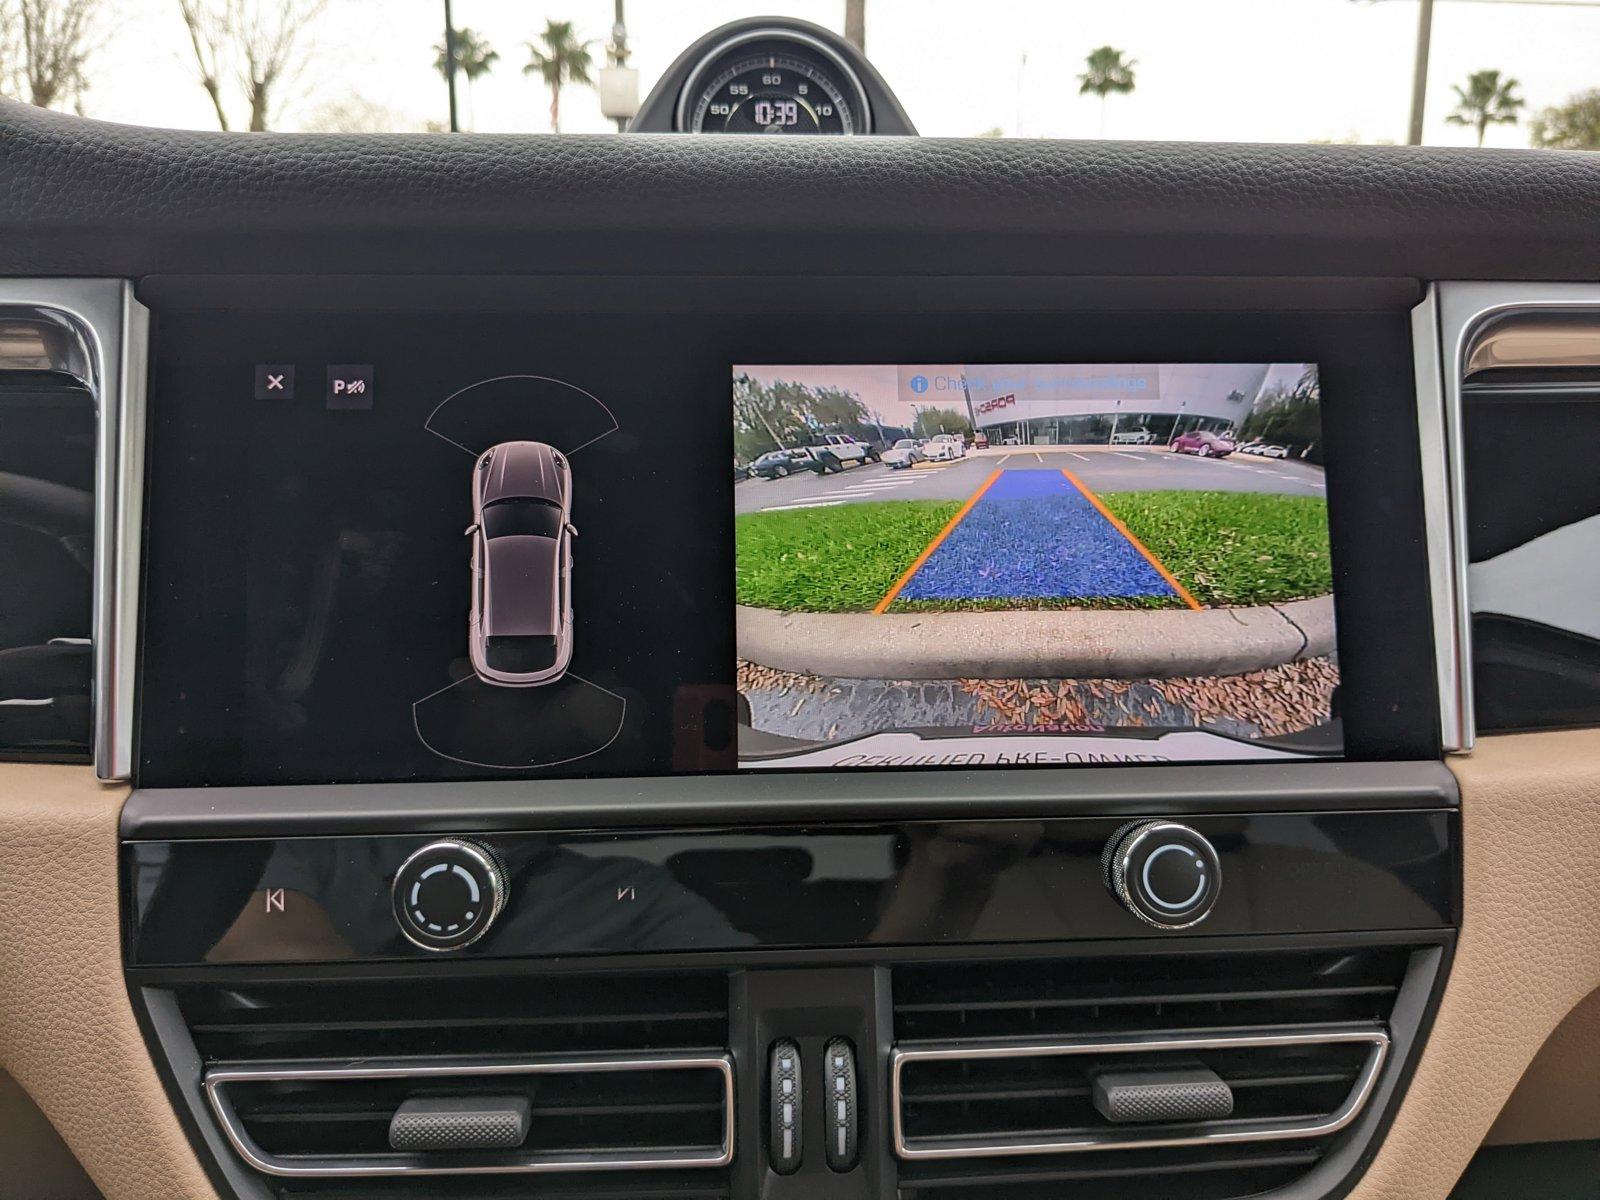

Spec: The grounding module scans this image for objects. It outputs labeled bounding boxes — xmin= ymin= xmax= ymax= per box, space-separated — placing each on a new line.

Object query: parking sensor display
xmin=734 ymin=362 xmax=1339 ymax=770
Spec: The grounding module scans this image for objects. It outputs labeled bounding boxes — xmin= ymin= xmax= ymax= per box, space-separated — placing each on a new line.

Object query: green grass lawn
xmin=734 ymin=490 xmax=1331 ymax=613
xmin=735 ymin=500 xmax=960 ymax=613
xmin=1099 ymin=491 xmax=1332 ymax=608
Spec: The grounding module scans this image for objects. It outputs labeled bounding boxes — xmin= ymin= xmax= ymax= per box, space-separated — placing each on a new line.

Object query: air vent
xmin=169 ymin=971 xmax=734 ymax=1195
xmin=1458 ymin=303 xmax=1600 ymax=733
xmin=890 ymin=947 xmax=1416 ymax=1200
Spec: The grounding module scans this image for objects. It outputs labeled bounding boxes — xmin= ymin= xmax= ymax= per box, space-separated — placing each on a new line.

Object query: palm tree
xmin=524 ymin=19 xmax=595 ymax=133
xmin=1446 ymin=69 xmax=1524 ymax=147
xmin=434 ymin=27 xmax=498 ymax=130
xmin=1078 ymin=46 xmax=1136 ymax=136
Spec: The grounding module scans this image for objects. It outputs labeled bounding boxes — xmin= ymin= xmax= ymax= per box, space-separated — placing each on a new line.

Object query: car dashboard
xmin=2 ymin=18 xmax=1600 ymax=1200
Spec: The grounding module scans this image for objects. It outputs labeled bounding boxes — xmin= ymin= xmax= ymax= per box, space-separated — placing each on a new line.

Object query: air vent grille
xmin=893 ymin=948 xmax=1406 ymax=1042
xmin=175 ymin=969 xmax=730 ymax=1061
xmin=891 ymin=947 xmax=1416 ymax=1200
xmin=173 ymin=971 xmax=734 ymax=1195
xmin=227 ymin=1065 xmax=729 ymax=1159
xmin=898 ymin=1040 xmax=1372 ymax=1143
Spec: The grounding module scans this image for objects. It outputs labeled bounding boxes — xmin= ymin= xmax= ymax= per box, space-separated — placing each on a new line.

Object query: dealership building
xmin=895 ymin=363 xmax=1303 ymax=446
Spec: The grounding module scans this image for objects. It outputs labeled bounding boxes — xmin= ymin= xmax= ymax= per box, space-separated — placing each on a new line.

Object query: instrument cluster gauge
xmin=676 ymin=30 xmax=872 ymax=135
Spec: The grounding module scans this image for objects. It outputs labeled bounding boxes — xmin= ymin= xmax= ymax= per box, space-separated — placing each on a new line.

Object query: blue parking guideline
xmin=895 ymin=469 xmax=1180 ymax=602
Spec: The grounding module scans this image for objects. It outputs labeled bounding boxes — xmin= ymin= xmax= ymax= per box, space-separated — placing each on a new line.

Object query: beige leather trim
xmin=3 ymin=733 xmax=1596 ymax=1199
xmin=1350 ymin=728 xmax=1600 ymax=1199
xmin=1485 ymin=985 xmax=1600 ymax=1146
xmin=0 ymin=1069 xmax=101 ymax=1200
xmin=0 ymin=765 xmax=216 ymax=1200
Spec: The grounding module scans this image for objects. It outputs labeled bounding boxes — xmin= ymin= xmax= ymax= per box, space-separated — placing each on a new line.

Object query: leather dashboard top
xmin=3 ymin=98 xmax=1600 ymax=281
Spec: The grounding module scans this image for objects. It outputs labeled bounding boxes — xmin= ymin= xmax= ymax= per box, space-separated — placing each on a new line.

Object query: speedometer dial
xmin=676 ymin=31 xmax=872 ymax=135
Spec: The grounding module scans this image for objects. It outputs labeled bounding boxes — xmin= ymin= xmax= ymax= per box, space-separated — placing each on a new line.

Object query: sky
xmin=66 ymin=0 xmax=1600 ymax=146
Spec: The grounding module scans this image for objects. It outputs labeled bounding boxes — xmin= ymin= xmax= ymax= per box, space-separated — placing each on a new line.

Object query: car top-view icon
xmin=467 ymin=440 xmax=576 ymax=687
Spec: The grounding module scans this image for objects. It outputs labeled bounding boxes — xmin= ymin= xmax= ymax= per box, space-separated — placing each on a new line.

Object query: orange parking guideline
xmin=1059 ymin=468 xmax=1203 ymax=611
xmin=872 ymin=468 xmax=1003 ymax=615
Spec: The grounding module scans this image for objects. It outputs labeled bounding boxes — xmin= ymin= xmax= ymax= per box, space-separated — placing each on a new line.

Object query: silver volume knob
xmin=391 ymin=839 xmax=507 ymax=951
xmin=1106 ymin=822 xmax=1221 ymax=930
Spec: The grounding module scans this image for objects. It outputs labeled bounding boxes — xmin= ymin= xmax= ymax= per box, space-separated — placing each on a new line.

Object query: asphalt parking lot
xmin=735 ymin=447 xmax=1325 ymax=514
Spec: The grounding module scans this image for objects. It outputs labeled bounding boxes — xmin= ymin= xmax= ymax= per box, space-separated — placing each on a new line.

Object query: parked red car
xmin=1170 ymin=430 xmax=1236 ymax=458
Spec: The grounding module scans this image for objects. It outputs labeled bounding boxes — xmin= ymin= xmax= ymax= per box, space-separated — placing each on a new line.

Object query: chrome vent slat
xmin=177 ymin=972 xmax=735 ymax=1183
xmin=891 ymin=1028 xmax=1390 ymax=1160
xmin=889 ymin=947 xmax=1412 ymax=1195
xmin=205 ymin=1055 xmax=736 ymax=1179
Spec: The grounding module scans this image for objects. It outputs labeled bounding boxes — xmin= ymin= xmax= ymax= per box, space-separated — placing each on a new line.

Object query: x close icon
xmin=254 ymin=364 xmax=295 ymax=400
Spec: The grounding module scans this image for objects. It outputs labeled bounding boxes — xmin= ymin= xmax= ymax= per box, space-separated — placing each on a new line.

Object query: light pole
xmin=1361 ymin=0 xmax=1600 ymax=145
xmin=442 ymin=0 xmax=460 ymax=134
xmin=1407 ymin=0 xmax=1434 ymax=144
xmin=600 ymin=0 xmax=640 ymax=133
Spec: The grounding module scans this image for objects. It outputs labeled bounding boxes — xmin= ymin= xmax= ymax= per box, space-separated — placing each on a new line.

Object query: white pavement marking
xmin=999 ymin=453 xmax=1014 ymax=468
xmin=762 ymin=500 xmax=847 ymax=511
xmin=1113 ymin=452 xmax=1146 ymax=461
xmin=1070 ymin=452 xmax=1092 ymax=462
xmin=1035 ymin=452 xmax=1043 ymax=463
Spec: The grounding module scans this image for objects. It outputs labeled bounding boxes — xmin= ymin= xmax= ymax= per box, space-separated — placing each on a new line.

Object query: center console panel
xmin=126 ymin=811 xmax=1454 ymax=965
xmin=123 ymin=276 xmax=1457 ymax=1200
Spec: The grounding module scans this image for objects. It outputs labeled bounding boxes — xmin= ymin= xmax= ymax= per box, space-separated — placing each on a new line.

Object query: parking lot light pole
xmin=1408 ymin=0 xmax=1434 ymax=145
xmin=442 ymin=0 xmax=461 ymax=134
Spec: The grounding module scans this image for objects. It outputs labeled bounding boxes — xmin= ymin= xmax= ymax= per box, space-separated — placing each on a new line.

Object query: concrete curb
xmin=736 ymin=596 xmax=1335 ymax=681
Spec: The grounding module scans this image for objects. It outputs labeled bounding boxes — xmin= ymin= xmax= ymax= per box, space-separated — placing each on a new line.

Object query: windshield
xmin=482 ymin=498 xmax=563 ymax=539
xmin=8 ymin=2 xmax=1598 ymax=150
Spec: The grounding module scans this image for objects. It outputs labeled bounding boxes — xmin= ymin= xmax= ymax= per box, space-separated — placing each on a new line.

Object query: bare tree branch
xmin=173 ymin=0 xmax=324 ymax=132
xmin=177 ymin=0 xmax=231 ymax=130
xmin=0 ymin=2 xmax=22 ymax=100
xmin=15 ymin=0 xmax=100 ymax=110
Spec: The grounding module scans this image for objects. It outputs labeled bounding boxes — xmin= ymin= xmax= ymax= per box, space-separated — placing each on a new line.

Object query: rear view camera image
xmin=733 ymin=362 xmax=1338 ymax=769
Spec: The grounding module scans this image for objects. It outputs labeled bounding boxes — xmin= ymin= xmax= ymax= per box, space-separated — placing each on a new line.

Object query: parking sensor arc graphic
xmin=424 ymin=374 xmax=621 ymax=459
xmin=410 ymin=671 xmax=628 ymax=771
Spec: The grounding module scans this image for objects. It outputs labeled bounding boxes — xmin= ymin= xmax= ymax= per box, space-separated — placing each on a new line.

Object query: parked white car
xmin=1239 ymin=441 xmax=1290 ymax=459
xmin=806 ymin=433 xmax=881 ymax=471
xmin=881 ymin=438 xmax=924 ymax=469
xmin=922 ymin=433 xmax=967 ymax=462
xmin=1110 ymin=429 xmax=1156 ymax=445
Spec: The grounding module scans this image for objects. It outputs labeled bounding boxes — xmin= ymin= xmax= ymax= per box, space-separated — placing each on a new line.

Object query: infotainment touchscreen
xmin=734 ymin=363 xmax=1338 ymax=770
xmin=145 ymin=300 xmax=1430 ymax=789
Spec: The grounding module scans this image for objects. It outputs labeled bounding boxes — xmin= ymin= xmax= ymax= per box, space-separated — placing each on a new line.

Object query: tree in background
xmin=1446 ymin=69 xmax=1523 ymax=147
xmin=1078 ymin=45 xmax=1136 ymax=136
xmin=1239 ymin=367 xmax=1323 ymax=463
xmin=433 ymin=26 xmax=497 ymax=130
xmin=733 ymin=376 xmax=884 ymax=461
xmin=303 ymin=94 xmax=435 ymax=133
xmin=844 ymin=0 xmax=865 ymax=53
xmin=524 ymin=19 xmax=594 ymax=133
xmin=911 ymin=406 xmax=973 ymax=438
xmin=8 ymin=0 xmax=100 ymax=110
xmin=0 ymin=3 xmax=19 ymax=99
xmin=177 ymin=0 xmax=327 ymax=131
xmin=1531 ymin=89 xmax=1600 ymax=150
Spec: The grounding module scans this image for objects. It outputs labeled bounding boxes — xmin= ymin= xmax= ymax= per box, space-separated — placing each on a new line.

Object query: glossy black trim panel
xmin=124 ymin=811 xmax=1456 ymax=966
xmin=121 ymin=760 xmax=1459 ymax=840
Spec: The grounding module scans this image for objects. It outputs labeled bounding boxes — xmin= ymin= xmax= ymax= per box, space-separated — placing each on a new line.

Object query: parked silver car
xmin=467 ymin=441 xmax=575 ymax=687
